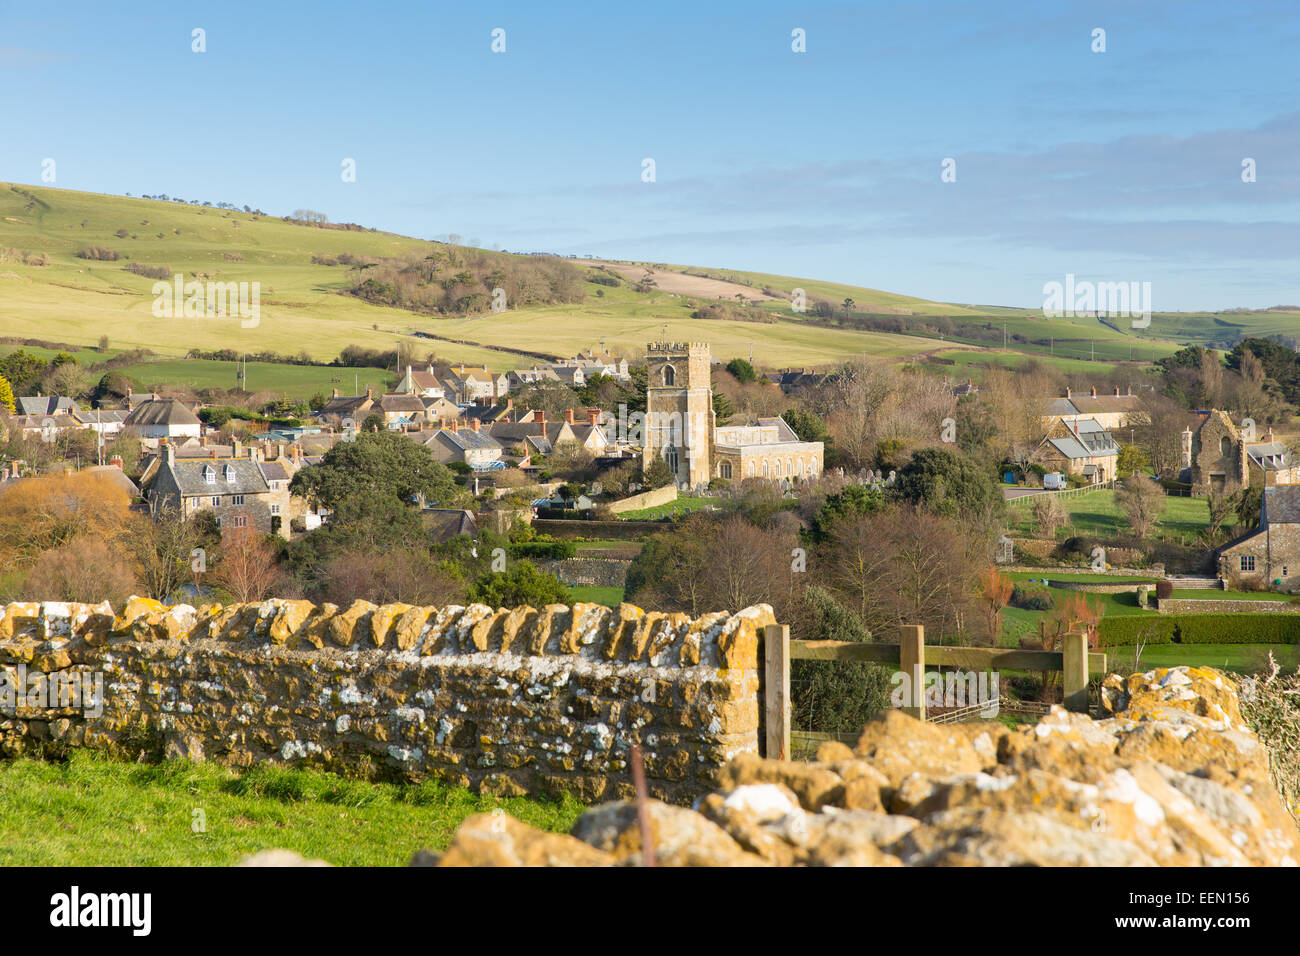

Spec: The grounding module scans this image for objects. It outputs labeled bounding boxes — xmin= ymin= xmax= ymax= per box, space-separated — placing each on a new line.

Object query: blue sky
xmin=3 ymin=0 xmax=1299 ymax=310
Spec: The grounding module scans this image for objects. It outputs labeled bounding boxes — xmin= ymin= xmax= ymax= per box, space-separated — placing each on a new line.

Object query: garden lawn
xmin=0 ymin=752 xmax=583 ymax=866
xmin=1009 ymin=489 xmax=1216 ymax=545
xmin=568 ymin=585 xmax=626 ymax=607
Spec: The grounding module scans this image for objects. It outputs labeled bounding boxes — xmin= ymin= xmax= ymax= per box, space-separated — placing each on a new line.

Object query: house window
xmin=211 ymin=496 xmax=221 ymax=507
xmin=224 ymin=465 xmax=237 ymax=483
xmin=231 ymin=514 xmax=248 ymax=529
xmin=270 ymin=504 xmax=280 ymax=515
xmin=1240 ymin=555 xmax=1256 ymax=572
xmin=719 ymin=462 xmax=732 ymax=480
xmin=203 ymin=466 xmax=216 ymax=484
xmin=1283 ymin=566 xmax=1290 ymax=578
xmin=231 ymin=495 xmax=245 ymax=506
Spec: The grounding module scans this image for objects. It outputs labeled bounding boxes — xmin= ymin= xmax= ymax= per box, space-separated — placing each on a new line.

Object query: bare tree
xmin=1116 ymin=473 xmax=1166 ymax=542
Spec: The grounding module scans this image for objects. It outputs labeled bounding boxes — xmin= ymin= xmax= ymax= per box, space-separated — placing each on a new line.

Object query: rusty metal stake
xmin=630 ymin=745 xmax=656 ymax=867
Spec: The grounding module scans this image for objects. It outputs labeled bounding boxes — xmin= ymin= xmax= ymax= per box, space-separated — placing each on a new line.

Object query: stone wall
xmin=605 ymin=485 xmax=678 ymax=515
xmin=0 ymin=597 xmax=771 ymax=804
xmin=1157 ymin=598 xmax=1300 ymax=614
xmin=539 ymin=558 xmax=631 ymax=588
xmin=428 ymin=666 xmax=1300 ymax=866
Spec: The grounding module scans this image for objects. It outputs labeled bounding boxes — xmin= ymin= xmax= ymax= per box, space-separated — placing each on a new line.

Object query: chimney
xmin=1127 ymin=385 xmax=1132 ymax=396
xmin=1065 ymin=387 xmax=1071 ymax=399
xmin=127 ymin=385 xmax=133 ymax=398
xmin=506 ymin=398 xmax=513 ymax=411
xmin=209 ymin=449 xmax=217 ymax=459
xmin=449 ymin=419 xmax=458 ymax=433
xmin=232 ymin=437 xmax=242 ymax=458
xmin=109 ymin=455 xmax=124 ymax=470
xmin=331 ymin=388 xmax=339 ymax=398
xmin=290 ymin=444 xmax=301 ymax=464
xmin=470 ymin=418 xmax=480 ymax=432
xmin=365 ymin=387 xmax=373 ymax=400
xmin=1113 ymin=387 xmax=1120 ymax=396
xmin=588 ymin=408 xmax=599 ymax=426
xmin=565 ymin=409 xmax=575 ymax=424
xmin=1090 ymin=386 xmax=1097 ymax=397
xmin=162 ymin=439 xmax=175 ymax=466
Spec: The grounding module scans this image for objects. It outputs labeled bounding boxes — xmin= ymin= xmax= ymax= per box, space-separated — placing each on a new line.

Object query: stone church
xmin=641 ymin=341 xmax=824 ymax=489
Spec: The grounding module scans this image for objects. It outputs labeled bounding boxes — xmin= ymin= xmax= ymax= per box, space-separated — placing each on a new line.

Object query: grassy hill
xmin=0 ymin=182 xmax=1249 ymax=393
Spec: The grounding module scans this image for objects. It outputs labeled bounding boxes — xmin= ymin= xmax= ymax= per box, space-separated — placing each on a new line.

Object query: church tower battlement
xmin=643 ymin=342 xmax=713 ymax=488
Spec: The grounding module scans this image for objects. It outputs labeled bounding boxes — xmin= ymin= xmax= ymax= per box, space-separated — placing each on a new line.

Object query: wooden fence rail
xmin=761 ymin=623 xmax=1107 ymax=761
xmin=1006 ymin=477 xmax=1117 ymax=506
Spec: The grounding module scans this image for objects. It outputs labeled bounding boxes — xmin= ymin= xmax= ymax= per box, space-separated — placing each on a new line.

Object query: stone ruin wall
xmin=0 ymin=597 xmax=770 ymax=804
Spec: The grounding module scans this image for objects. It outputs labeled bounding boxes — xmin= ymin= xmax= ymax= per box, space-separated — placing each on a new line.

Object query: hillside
xmin=0 ymin=182 xmax=1230 ymax=383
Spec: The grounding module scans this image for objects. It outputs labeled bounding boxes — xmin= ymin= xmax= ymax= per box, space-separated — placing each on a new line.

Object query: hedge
xmin=1098 ymin=617 xmax=1177 ymax=646
xmin=1099 ymin=613 xmax=1300 ymax=647
xmin=1174 ymin=614 xmax=1300 ymax=645
xmin=507 ymin=540 xmax=577 ymax=560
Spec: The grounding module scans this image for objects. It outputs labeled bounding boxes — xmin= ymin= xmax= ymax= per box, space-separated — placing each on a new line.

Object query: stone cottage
xmin=1217 ymin=485 xmax=1300 ymax=591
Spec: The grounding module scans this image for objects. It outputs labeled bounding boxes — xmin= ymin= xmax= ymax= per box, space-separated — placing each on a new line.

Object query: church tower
xmin=643 ymin=341 xmax=713 ymax=488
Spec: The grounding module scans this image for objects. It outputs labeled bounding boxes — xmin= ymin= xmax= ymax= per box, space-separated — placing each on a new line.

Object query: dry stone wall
xmin=0 ymin=597 xmax=770 ymax=803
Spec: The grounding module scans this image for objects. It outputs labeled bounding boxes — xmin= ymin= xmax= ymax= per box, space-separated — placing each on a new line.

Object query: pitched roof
xmin=259 ymin=460 xmax=293 ymax=482
xmin=169 ymin=457 xmax=270 ymax=496
xmin=18 ymin=395 xmax=80 ymax=416
xmin=123 ymin=398 xmax=202 ymax=427
xmin=1264 ymin=486 xmax=1300 ymax=524
xmin=424 ymin=508 xmax=477 ymax=542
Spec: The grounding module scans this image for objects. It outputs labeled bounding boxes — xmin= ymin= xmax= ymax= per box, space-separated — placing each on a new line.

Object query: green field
xmin=2 ymin=182 xmax=1221 ymax=384
xmin=1009 ymin=489 xmax=1216 ymax=546
xmin=0 ymin=752 xmax=582 ymax=866
xmin=112 ymin=358 xmax=397 ymax=400
xmin=1118 ymin=642 xmax=1300 ymax=674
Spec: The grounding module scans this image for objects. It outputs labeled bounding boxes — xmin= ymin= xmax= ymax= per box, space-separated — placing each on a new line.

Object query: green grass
xmin=569 ymin=585 xmax=626 ymax=607
xmin=0 ymin=752 xmax=583 ymax=866
xmin=1009 ymin=489 xmax=1215 ymax=545
xmin=572 ymin=539 xmax=643 ymax=552
xmin=1008 ymin=571 xmax=1160 ymax=584
xmin=113 ymin=358 xmax=397 ymax=400
xmin=616 ymin=496 xmax=716 ymax=520
xmin=1170 ymin=589 xmax=1296 ymax=602
xmin=1121 ymin=643 xmax=1300 ymax=674
xmin=0 ymin=182 xmax=1205 ymax=379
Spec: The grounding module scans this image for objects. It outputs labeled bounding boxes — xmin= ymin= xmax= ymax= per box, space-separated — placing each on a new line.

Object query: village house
xmin=1217 ymin=485 xmax=1300 ymax=592
xmin=146 ymin=442 xmax=290 ymax=537
xmin=441 ymin=365 xmax=508 ymax=404
xmin=1030 ymin=417 xmax=1120 ymax=483
xmin=122 ymin=396 xmax=203 ymax=444
xmin=376 ymin=393 xmax=428 ymax=429
xmin=712 ymin=417 xmax=823 ymax=484
xmin=1042 ymin=386 xmax=1144 ymax=431
xmin=316 ymin=387 xmax=377 ymax=428
xmin=394 ymin=364 xmax=448 ymax=399
xmin=419 ymin=420 xmax=504 ymax=470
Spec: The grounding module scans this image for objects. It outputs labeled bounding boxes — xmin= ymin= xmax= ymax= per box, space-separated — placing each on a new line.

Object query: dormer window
xmin=224 ymin=464 xmax=236 ymax=483
xmin=203 ymin=465 xmax=216 ymax=484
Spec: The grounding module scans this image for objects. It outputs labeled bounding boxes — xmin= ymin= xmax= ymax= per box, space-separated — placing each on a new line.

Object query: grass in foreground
xmin=0 ymin=752 xmax=583 ymax=866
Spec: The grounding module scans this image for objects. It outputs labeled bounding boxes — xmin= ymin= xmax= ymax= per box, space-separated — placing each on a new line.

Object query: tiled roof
xmin=171 ymin=457 xmax=270 ymax=496
xmin=1264 ymin=486 xmax=1300 ymax=524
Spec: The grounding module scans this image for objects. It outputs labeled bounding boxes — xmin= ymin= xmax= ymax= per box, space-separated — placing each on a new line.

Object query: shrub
xmin=1174 ymin=614 xmax=1300 ymax=645
xmin=75 ymin=245 xmax=123 ymax=261
xmin=1156 ymin=580 xmax=1174 ymax=600
xmin=1011 ymin=582 xmax=1053 ymax=611
xmin=507 ymin=540 xmax=576 ymax=560
xmin=1098 ymin=617 xmax=1177 ymax=646
xmin=124 ymin=262 xmax=171 ymax=280
xmin=1238 ymin=660 xmax=1300 ymax=819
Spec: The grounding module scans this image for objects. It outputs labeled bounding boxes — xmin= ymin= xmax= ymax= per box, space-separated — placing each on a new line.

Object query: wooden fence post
xmin=763 ymin=624 xmax=790 ymax=761
xmin=1062 ymin=631 xmax=1088 ymax=713
xmin=899 ymin=624 xmax=925 ymax=721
